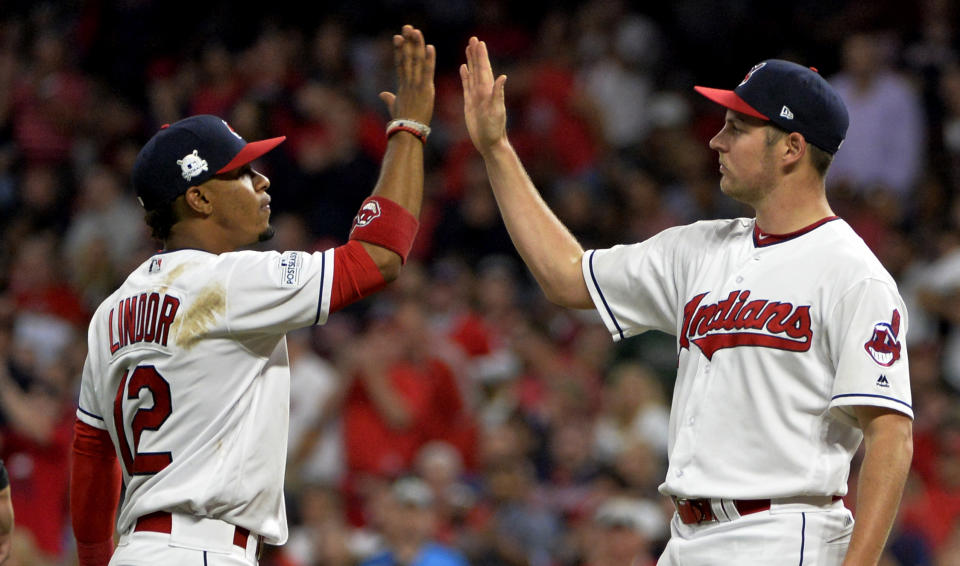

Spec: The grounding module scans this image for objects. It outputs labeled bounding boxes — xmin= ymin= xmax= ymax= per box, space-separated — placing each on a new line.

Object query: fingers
xmin=424 ymin=44 xmax=436 ymax=84
xmin=462 ymin=36 xmax=501 ymax=99
xmin=495 ymin=74 xmax=507 ymax=104
xmin=402 ymin=25 xmax=417 ymax=85
xmin=379 ymin=91 xmax=396 ymax=114
xmin=386 ymin=25 xmax=435 ymax=123
xmin=459 ymin=63 xmax=470 ymax=96
xmin=394 ymin=25 xmax=433 ymax=89
xmin=392 ymin=33 xmax=404 ymax=77
xmin=476 ymin=39 xmax=493 ymax=81
xmin=464 ymin=36 xmax=494 ymax=88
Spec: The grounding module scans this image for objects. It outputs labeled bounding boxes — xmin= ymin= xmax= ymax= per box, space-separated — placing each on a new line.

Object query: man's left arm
xmin=842 ymin=406 xmax=913 ymax=566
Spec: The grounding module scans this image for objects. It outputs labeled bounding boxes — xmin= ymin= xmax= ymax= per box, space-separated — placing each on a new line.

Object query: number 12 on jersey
xmin=113 ymin=365 xmax=174 ymax=476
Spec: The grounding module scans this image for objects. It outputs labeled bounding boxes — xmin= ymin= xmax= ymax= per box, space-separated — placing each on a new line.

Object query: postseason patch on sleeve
xmin=278 ymin=251 xmax=303 ymax=288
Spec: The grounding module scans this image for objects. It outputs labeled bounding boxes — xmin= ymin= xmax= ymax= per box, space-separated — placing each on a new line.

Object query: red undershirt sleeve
xmin=71 ymin=419 xmax=121 ymax=566
xmin=329 ymin=240 xmax=388 ymax=314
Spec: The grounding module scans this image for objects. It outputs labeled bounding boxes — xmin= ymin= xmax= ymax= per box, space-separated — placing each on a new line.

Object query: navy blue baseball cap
xmin=695 ymin=59 xmax=849 ymax=154
xmin=133 ymin=115 xmax=286 ymax=209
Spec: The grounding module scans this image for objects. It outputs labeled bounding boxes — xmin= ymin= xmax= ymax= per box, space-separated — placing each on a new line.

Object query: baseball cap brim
xmin=694 ymin=86 xmax=769 ymax=121
xmin=216 ymin=136 xmax=287 ymax=174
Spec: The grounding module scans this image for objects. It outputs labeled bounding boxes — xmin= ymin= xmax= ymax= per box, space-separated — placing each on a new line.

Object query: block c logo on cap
xmin=738 ymin=62 xmax=767 ymax=87
xmin=177 ymin=150 xmax=209 ymax=181
xmin=221 ymin=119 xmax=243 ymax=140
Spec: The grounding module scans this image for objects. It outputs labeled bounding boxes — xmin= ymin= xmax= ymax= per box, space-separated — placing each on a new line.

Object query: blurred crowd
xmin=0 ymin=1 xmax=959 ymax=565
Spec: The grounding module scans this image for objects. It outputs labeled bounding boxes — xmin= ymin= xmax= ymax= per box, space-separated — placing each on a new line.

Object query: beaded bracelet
xmin=386 ymin=119 xmax=431 ymax=144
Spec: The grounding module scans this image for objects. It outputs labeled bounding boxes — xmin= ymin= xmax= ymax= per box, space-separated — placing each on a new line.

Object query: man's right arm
xmin=353 ymin=25 xmax=435 ymax=283
xmin=460 ymin=38 xmax=591 ymax=309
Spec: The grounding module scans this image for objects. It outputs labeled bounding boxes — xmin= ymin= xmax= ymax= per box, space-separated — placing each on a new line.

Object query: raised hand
xmin=379 ymin=25 xmax=436 ymax=126
xmin=460 ymin=36 xmax=508 ymax=155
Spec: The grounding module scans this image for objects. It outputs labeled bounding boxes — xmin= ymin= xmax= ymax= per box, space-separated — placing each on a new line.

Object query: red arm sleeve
xmin=71 ymin=419 xmax=121 ymax=566
xmin=329 ymin=240 xmax=388 ymax=313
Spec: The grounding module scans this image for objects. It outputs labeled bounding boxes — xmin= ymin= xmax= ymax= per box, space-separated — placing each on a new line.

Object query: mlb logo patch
xmin=177 ymin=150 xmax=208 ymax=181
xmin=148 ymin=257 xmax=163 ymax=273
xmin=278 ymin=251 xmax=302 ymax=288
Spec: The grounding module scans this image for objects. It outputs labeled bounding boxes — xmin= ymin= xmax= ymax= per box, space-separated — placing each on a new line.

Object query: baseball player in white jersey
xmin=461 ymin=39 xmax=913 ymax=566
xmin=69 ymin=25 xmax=435 ymax=566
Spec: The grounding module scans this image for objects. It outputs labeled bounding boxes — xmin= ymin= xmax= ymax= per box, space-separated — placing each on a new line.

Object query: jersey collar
xmin=753 ymin=216 xmax=839 ymax=247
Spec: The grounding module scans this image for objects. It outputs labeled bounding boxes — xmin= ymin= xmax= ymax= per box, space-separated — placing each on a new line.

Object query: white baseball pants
xmin=658 ymin=498 xmax=854 ymax=565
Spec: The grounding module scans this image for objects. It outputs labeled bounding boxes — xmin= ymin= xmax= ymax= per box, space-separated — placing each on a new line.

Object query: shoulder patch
xmin=278 ymin=251 xmax=303 ymax=288
xmin=864 ymin=310 xmax=902 ymax=367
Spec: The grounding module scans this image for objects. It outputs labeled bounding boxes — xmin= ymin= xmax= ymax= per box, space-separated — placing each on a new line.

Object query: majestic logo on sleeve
xmin=680 ymin=290 xmax=812 ymax=360
xmin=354 ymin=201 xmax=381 ymax=227
xmin=864 ymin=310 xmax=902 ymax=367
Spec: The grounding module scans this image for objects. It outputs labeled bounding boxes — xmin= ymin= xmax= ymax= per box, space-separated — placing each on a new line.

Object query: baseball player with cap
xmin=69 ymin=25 xmax=435 ymax=566
xmin=461 ymin=38 xmax=912 ymax=566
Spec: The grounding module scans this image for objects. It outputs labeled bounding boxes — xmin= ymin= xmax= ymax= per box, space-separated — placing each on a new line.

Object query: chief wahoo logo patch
xmin=864 ymin=310 xmax=902 ymax=367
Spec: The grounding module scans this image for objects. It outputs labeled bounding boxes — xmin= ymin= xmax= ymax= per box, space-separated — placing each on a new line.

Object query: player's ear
xmin=782 ymin=132 xmax=806 ymax=168
xmin=183 ymin=186 xmax=213 ymax=215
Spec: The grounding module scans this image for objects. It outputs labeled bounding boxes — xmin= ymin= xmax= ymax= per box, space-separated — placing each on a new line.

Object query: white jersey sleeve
xmin=582 ymin=225 xmax=690 ymax=341
xmin=212 ymin=249 xmax=335 ymax=335
xmin=76 ymin=352 xmax=107 ymax=430
xmin=828 ymin=277 xmax=913 ymax=420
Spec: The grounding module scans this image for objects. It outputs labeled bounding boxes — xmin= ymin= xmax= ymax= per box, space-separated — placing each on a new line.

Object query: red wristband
xmin=349 ymin=196 xmax=419 ymax=263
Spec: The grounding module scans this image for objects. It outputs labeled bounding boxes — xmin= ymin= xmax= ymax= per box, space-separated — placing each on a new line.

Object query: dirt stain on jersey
xmin=174 ymin=283 xmax=226 ymax=350
xmin=158 ymin=263 xmax=191 ymax=294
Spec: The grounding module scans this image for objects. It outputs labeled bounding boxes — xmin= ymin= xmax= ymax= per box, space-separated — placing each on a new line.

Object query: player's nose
xmin=252 ymin=170 xmax=270 ymax=192
xmin=709 ymin=131 xmax=726 ymax=152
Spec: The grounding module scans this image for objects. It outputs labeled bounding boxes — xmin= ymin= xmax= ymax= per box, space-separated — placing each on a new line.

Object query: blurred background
xmin=0 ymin=0 xmax=958 ymax=565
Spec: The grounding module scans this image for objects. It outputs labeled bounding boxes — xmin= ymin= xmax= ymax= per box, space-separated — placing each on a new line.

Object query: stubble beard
xmin=258 ymin=225 xmax=276 ymax=242
xmin=719 ymin=155 xmax=778 ymax=207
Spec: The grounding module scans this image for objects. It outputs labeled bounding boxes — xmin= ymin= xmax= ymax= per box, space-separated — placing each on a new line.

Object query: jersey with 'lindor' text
xmin=76 ymin=247 xmax=334 ymax=544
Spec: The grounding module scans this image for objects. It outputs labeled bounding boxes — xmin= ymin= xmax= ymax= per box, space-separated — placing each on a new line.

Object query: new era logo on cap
xmin=133 ymin=115 xmax=286 ymax=210
xmin=694 ymin=59 xmax=849 ymax=154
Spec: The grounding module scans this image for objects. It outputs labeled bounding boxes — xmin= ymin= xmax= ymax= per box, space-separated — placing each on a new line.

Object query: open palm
xmin=460 ymin=37 xmax=507 ymax=154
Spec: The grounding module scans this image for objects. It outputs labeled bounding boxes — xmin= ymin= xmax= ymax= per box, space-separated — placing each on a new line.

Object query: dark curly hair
xmin=144 ymin=199 xmax=180 ymax=242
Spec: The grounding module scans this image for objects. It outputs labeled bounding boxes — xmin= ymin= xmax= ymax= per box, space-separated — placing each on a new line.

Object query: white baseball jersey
xmin=582 ymin=216 xmax=912 ymax=500
xmin=76 ymin=247 xmax=335 ymax=545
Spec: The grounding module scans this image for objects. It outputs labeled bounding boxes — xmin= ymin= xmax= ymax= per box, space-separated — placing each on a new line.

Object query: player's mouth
xmin=260 ymin=197 xmax=271 ymax=211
